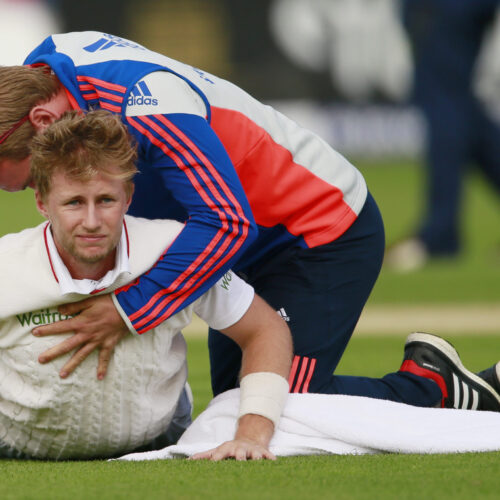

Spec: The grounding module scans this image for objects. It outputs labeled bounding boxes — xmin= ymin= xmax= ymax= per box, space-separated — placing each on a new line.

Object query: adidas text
xmin=128 ymin=80 xmax=159 ymax=107
xmin=423 ymin=362 xmax=440 ymax=372
xmin=277 ymin=308 xmax=290 ymax=322
xmin=127 ymin=95 xmax=159 ymax=106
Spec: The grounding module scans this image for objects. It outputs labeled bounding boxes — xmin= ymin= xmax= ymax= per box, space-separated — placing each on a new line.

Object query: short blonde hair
xmin=30 ymin=110 xmax=138 ymax=199
xmin=0 ymin=66 xmax=59 ymax=160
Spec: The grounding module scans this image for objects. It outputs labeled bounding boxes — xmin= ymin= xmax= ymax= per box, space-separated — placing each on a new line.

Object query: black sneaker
xmin=478 ymin=362 xmax=500 ymax=394
xmin=399 ymin=332 xmax=500 ymax=411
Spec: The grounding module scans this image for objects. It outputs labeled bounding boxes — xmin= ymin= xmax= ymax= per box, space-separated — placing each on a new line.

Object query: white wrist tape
xmin=238 ymin=372 xmax=289 ymax=428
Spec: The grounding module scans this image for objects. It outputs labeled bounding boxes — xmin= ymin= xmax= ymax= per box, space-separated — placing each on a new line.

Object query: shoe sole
xmin=406 ymin=332 xmax=500 ymax=407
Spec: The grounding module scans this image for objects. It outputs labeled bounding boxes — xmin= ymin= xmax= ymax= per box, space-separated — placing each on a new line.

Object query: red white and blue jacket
xmin=25 ymin=32 xmax=367 ymax=334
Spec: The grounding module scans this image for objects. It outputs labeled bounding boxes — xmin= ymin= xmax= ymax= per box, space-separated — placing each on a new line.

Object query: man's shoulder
xmin=124 ymin=215 xmax=184 ymax=270
xmin=0 ymin=222 xmax=46 ymax=257
xmin=124 ymin=215 xmax=184 ymax=238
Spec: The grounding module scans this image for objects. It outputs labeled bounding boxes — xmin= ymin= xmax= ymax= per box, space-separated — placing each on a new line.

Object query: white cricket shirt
xmin=0 ymin=215 xmax=253 ymax=459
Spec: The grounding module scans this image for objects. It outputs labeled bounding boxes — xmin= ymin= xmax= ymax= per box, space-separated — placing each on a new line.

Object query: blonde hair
xmin=0 ymin=66 xmax=59 ymax=160
xmin=30 ymin=110 xmax=138 ymax=199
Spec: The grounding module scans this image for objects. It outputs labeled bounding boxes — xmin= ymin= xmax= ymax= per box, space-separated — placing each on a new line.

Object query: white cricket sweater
xmin=0 ymin=215 xmax=253 ymax=459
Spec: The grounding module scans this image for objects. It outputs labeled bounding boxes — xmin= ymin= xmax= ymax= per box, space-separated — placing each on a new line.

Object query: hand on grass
xmin=190 ymin=414 xmax=276 ymax=461
xmin=189 ymin=438 xmax=276 ymax=461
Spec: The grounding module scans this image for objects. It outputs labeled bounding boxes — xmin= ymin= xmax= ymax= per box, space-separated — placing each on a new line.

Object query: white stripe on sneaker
xmin=471 ymin=389 xmax=479 ymax=410
xmin=453 ymin=374 xmax=460 ymax=409
xmin=461 ymin=381 xmax=469 ymax=409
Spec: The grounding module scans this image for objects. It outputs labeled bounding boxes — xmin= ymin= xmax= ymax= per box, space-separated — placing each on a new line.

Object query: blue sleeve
xmin=114 ymin=113 xmax=257 ymax=333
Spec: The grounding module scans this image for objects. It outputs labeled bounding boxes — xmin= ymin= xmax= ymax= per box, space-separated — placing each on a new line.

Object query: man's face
xmin=0 ymin=156 xmax=32 ymax=192
xmin=36 ymin=166 xmax=132 ymax=268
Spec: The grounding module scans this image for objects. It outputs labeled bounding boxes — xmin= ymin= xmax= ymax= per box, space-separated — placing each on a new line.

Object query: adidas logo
xmin=83 ymin=34 xmax=145 ymax=53
xmin=127 ymin=81 xmax=159 ymax=106
xmin=277 ymin=307 xmax=290 ymax=322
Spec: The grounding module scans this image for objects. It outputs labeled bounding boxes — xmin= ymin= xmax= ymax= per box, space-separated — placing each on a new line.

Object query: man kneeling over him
xmin=0 ymin=110 xmax=292 ymax=460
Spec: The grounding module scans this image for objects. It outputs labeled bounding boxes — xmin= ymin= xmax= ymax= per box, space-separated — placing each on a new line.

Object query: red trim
xmin=131 ymin=117 xmax=232 ymax=215
xmin=293 ymin=357 xmax=309 ymax=394
xmin=288 ymin=355 xmax=300 ymax=392
xmin=80 ymin=92 xmax=99 ymax=101
xmin=76 ymin=75 xmax=127 ymax=93
xmin=43 ymin=223 xmax=59 ymax=283
xmin=63 ymin=86 xmax=81 ymax=111
xmin=115 ymin=276 xmax=140 ymax=294
xmin=400 ymin=359 xmax=448 ymax=407
xmin=78 ymin=82 xmax=124 ymax=103
xmin=123 ymin=219 xmax=130 ymax=258
xmin=75 ymin=76 xmax=125 ymax=112
xmin=78 ymin=83 xmax=94 ymax=91
xmin=28 ymin=63 xmax=50 ymax=69
xmin=94 ymin=88 xmax=124 ymax=103
xmin=100 ymin=102 xmax=122 ymax=113
xmin=302 ymin=358 xmax=317 ymax=393
xmin=156 ymin=115 xmax=248 ymax=224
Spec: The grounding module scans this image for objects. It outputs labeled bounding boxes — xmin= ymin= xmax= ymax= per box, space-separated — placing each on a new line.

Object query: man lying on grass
xmin=0 ymin=110 xmax=292 ymax=460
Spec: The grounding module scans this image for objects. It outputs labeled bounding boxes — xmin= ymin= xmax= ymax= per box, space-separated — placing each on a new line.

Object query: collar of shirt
xmin=44 ymin=223 xmax=131 ymax=296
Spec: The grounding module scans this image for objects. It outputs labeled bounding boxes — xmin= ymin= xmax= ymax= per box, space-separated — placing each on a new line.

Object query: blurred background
xmin=0 ymin=0 xmax=499 ymax=334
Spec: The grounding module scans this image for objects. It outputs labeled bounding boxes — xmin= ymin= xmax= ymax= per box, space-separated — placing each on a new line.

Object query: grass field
xmin=1 ymin=161 xmax=499 ymax=499
xmin=1 ymin=336 xmax=500 ymax=500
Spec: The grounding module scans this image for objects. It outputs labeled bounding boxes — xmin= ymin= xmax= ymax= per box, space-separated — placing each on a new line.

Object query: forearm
xmin=230 ymin=296 xmax=293 ymax=445
xmin=239 ymin=312 xmax=293 ymax=380
xmin=192 ymin=295 xmax=292 ymax=460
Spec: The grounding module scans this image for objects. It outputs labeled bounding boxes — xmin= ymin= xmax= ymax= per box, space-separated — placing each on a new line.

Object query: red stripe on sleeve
xmin=94 ymin=88 xmax=124 ymax=103
xmin=125 ymin=116 xmax=249 ymax=329
xmin=100 ymin=102 xmax=122 ymax=113
xmin=76 ymin=75 xmax=127 ymax=93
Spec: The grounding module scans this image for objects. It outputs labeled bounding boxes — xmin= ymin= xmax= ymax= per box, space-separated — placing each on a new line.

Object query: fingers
xmin=97 ymin=347 xmax=112 ymax=380
xmin=38 ymin=334 xmax=87 ymax=364
xmin=58 ymin=298 xmax=92 ymax=316
xmin=189 ymin=441 xmax=275 ymax=461
xmin=189 ymin=450 xmax=213 ymax=460
xmin=38 ymin=336 xmax=112 ymax=380
xmin=32 ymin=317 xmax=81 ymax=337
xmin=59 ymin=342 xmax=98 ymax=378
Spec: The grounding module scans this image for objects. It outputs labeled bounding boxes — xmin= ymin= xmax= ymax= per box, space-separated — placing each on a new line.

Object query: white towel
xmin=118 ymin=389 xmax=500 ymax=460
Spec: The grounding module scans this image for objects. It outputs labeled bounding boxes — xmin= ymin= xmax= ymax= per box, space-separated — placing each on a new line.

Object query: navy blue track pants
xmin=208 ymin=193 xmax=441 ymax=407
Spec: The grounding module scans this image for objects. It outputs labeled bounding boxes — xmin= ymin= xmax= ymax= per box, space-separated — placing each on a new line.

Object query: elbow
xmin=242 ymin=214 xmax=258 ymax=246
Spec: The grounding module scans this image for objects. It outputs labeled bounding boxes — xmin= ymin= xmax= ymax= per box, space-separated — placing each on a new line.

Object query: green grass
xmin=360 ymin=159 xmax=500 ymax=304
xmin=1 ymin=453 xmax=500 ymax=500
xmin=2 ymin=336 xmax=500 ymax=500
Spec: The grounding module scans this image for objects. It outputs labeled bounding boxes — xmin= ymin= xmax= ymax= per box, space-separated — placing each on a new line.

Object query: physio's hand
xmin=32 ymin=294 xmax=128 ymax=380
xmin=189 ymin=414 xmax=276 ymax=461
xmin=189 ymin=438 xmax=276 ymax=461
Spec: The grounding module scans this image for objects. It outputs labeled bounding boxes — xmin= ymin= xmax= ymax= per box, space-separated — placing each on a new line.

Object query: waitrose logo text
xmin=16 ymin=309 xmax=72 ymax=327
